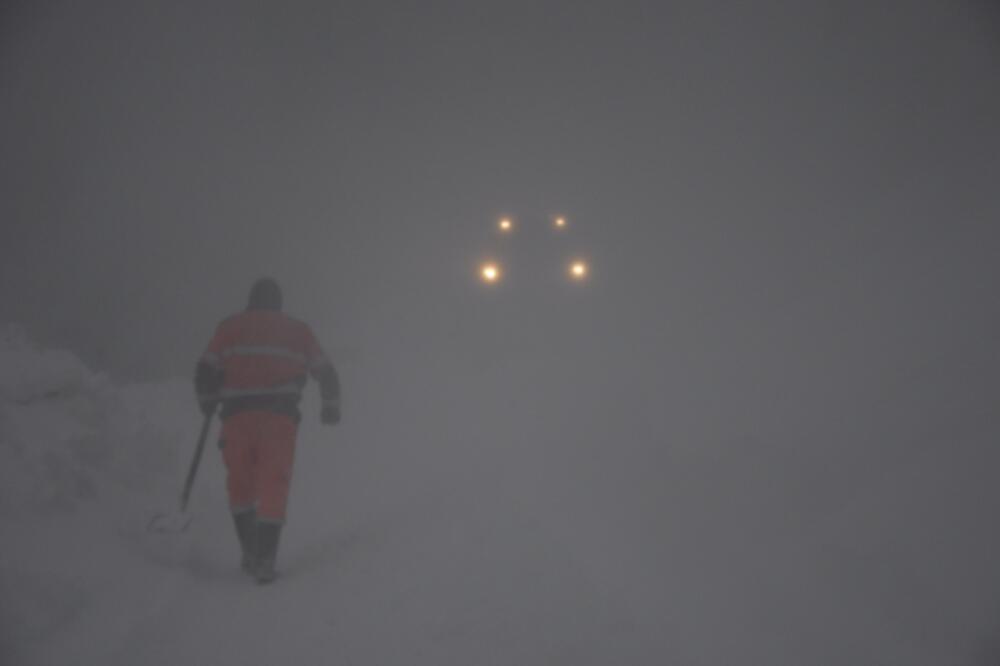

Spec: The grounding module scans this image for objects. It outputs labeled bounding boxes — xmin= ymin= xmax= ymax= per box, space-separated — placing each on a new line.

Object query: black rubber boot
xmin=232 ymin=509 xmax=257 ymax=575
xmin=255 ymin=522 xmax=282 ymax=585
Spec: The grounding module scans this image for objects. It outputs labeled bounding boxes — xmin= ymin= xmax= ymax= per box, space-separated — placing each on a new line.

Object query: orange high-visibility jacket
xmin=196 ymin=310 xmax=339 ymax=420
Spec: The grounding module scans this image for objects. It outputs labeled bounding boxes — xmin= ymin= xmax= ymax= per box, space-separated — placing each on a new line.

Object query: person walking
xmin=195 ymin=277 xmax=340 ymax=584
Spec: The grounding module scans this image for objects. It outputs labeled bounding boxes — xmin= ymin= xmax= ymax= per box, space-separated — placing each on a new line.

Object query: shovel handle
xmin=179 ymin=410 xmax=214 ymax=512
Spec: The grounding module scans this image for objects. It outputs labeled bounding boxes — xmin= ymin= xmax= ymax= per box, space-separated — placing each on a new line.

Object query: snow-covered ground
xmin=2 ymin=324 xmax=1000 ymax=665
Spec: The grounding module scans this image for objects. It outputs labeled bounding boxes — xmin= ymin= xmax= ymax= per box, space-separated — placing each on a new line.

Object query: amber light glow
xmin=498 ymin=218 xmax=513 ymax=232
xmin=480 ymin=262 xmax=501 ymax=283
xmin=569 ymin=260 xmax=588 ymax=280
xmin=554 ymin=216 xmax=567 ymax=228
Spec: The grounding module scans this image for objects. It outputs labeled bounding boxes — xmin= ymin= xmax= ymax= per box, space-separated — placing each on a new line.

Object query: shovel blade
xmin=147 ymin=510 xmax=193 ymax=534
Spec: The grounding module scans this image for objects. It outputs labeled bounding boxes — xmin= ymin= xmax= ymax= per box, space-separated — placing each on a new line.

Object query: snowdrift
xmin=0 ymin=325 xmax=205 ymax=663
xmin=0 ymin=324 xmax=192 ymax=514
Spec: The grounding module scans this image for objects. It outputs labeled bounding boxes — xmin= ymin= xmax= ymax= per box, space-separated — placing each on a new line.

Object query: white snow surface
xmin=2 ymin=326 xmax=1000 ymax=665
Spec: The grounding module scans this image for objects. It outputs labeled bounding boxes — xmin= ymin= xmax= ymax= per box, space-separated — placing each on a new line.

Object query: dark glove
xmin=321 ymin=403 xmax=340 ymax=425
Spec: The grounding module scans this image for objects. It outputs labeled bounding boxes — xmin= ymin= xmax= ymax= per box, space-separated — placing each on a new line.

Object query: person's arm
xmin=304 ymin=326 xmax=340 ymax=425
xmin=313 ymin=362 xmax=341 ymax=425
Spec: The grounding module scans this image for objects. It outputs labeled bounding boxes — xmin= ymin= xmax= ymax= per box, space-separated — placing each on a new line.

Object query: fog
xmin=3 ymin=1 xmax=1000 ymax=664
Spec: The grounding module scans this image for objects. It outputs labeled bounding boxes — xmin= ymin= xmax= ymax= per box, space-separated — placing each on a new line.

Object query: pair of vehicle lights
xmin=497 ymin=216 xmax=566 ymax=233
xmin=478 ymin=260 xmax=589 ymax=285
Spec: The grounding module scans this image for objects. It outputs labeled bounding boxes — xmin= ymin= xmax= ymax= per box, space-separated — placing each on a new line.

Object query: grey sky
xmin=2 ymin=1 xmax=997 ymax=380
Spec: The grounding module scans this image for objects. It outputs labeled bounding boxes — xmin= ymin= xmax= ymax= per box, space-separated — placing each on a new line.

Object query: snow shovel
xmin=147 ymin=409 xmax=214 ymax=533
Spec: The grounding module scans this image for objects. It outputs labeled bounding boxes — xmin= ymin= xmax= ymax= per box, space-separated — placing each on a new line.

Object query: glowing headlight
xmin=480 ymin=262 xmax=501 ymax=283
xmin=554 ymin=216 xmax=567 ymax=229
xmin=569 ymin=260 xmax=588 ymax=280
xmin=498 ymin=218 xmax=513 ymax=232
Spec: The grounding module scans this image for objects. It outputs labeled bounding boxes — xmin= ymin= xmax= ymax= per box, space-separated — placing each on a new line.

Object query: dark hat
xmin=248 ymin=277 xmax=283 ymax=311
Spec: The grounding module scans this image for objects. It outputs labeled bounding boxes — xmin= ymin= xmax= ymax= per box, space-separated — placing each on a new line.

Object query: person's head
xmin=247 ymin=277 xmax=283 ymax=311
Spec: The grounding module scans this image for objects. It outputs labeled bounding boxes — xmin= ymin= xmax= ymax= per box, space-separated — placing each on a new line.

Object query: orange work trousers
xmin=220 ymin=410 xmax=298 ymax=523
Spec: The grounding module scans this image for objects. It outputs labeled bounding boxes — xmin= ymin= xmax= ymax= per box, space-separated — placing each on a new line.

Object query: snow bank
xmin=0 ymin=325 xmax=96 ymax=404
xmin=0 ymin=324 xmax=190 ymax=514
xmin=0 ymin=326 xmax=211 ymax=664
